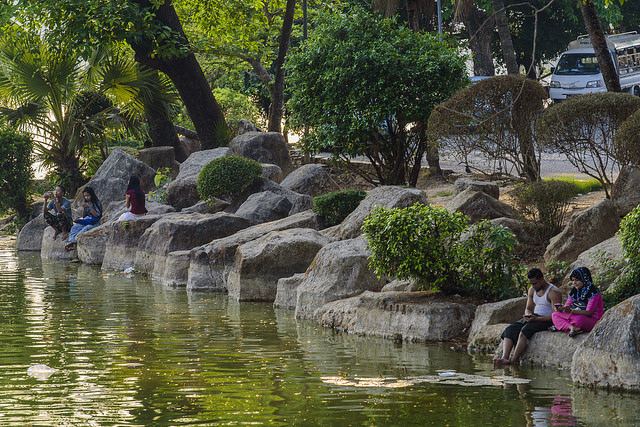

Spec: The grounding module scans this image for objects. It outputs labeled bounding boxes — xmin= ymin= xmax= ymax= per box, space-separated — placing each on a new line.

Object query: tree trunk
xmin=492 ymin=0 xmax=519 ymax=75
xmin=462 ymin=5 xmax=495 ymax=76
xmin=130 ymin=0 xmax=226 ymax=150
xmin=579 ymin=0 xmax=621 ymax=92
xmin=268 ymin=0 xmax=296 ymax=132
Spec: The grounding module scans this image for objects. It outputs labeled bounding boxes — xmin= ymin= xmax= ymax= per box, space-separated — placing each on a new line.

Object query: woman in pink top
xmin=118 ymin=175 xmax=148 ymax=221
xmin=551 ymin=267 xmax=603 ymax=337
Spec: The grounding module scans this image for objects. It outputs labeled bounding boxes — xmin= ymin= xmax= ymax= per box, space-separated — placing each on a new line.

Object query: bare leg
xmin=52 ymin=226 xmax=60 ymax=240
xmin=493 ymin=338 xmax=514 ymax=365
xmin=509 ymin=332 xmax=529 ymax=364
xmin=61 ymin=227 xmax=69 ymax=240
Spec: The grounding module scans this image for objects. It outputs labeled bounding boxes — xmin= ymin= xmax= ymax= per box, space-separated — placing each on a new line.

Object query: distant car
xmin=470 ymin=76 xmax=492 ymax=84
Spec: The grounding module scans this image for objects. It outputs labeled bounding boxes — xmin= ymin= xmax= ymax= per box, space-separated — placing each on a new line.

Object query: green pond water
xmin=0 ymin=247 xmax=638 ymax=426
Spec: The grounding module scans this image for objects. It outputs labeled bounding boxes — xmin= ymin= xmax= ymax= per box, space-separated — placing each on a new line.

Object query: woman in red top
xmin=118 ymin=175 xmax=148 ymax=221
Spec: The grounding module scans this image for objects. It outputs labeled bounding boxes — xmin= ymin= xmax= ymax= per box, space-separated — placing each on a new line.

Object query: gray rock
xmin=227 ymin=228 xmax=329 ymax=301
xmin=181 ymin=199 xmax=229 ymax=215
xmin=280 ymin=164 xmax=337 ymax=197
xmin=519 ymin=331 xmax=587 ymax=370
xmin=137 ymin=146 xmax=177 ymax=174
xmin=40 ymin=227 xmax=76 ymax=260
xmin=612 ymin=165 xmax=640 ymax=217
xmin=226 ymin=178 xmax=312 ymax=216
xmin=165 ymin=147 xmax=229 ymax=210
xmin=569 ymin=236 xmax=626 ymax=292
xmin=162 ymin=250 xmax=191 ymax=288
xmin=228 ymin=131 xmax=293 ymax=175
xmin=178 ymin=136 xmax=201 ymax=160
xmin=134 ymin=212 xmax=250 ymax=278
xmin=315 ymin=291 xmax=477 ymax=342
xmin=234 ymin=191 xmax=292 ymax=226
xmin=454 ymin=178 xmax=500 ymax=199
xmin=187 ymin=211 xmax=321 ymax=291
xmin=234 ymin=119 xmax=261 ymax=134
xmin=101 ymin=215 xmax=164 ymax=271
xmin=295 ymin=237 xmax=386 ymax=319
xmin=544 ymin=199 xmax=620 ymax=264
xmin=261 ymin=163 xmax=284 ymax=183
xmin=76 ymin=224 xmax=110 ymax=265
xmin=381 ymin=279 xmax=420 ymax=292
xmin=490 ymin=217 xmax=535 ymax=245
xmin=17 ymin=214 xmax=47 ymax=251
xmin=446 ymin=188 xmax=516 ymax=223
xmin=274 ymin=273 xmax=306 ymax=309
xmin=322 ymin=186 xmax=428 ymax=241
xmin=76 ymin=149 xmax=156 ymax=215
xmin=571 ymin=294 xmax=640 ymax=391
xmin=467 ymin=297 xmax=527 ymax=352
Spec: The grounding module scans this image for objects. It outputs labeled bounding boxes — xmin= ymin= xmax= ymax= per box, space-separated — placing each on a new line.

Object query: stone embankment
xmin=19 ymin=128 xmax=640 ymax=392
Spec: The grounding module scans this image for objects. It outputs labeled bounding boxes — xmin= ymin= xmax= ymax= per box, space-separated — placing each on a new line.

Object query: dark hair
xmin=127 ymin=175 xmax=144 ymax=204
xmin=527 ymin=268 xmax=544 ymax=280
xmin=55 ymin=184 xmax=65 ymax=194
xmin=83 ymin=186 xmax=102 ymax=212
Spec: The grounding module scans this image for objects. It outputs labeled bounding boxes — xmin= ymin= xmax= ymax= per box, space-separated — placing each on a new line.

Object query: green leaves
xmin=196 ymin=155 xmax=263 ymax=201
xmin=0 ymin=124 xmax=33 ymax=218
xmin=312 ymin=190 xmax=366 ymax=227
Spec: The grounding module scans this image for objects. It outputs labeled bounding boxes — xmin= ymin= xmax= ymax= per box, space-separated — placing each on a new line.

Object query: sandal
xmin=568 ymin=329 xmax=584 ymax=338
xmin=548 ymin=326 xmax=558 ymax=332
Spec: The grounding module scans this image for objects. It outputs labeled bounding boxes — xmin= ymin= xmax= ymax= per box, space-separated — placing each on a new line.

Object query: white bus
xmin=549 ymin=32 xmax=640 ymax=102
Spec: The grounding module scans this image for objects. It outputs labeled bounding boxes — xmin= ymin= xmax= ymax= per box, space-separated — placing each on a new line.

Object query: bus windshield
xmin=555 ymin=53 xmax=600 ymax=75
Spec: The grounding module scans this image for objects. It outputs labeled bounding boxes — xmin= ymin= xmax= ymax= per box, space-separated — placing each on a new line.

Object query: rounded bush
xmin=312 ymin=190 xmax=366 ymax=227
xmin=615 ymin=109 xmax=640 ymax=165
xmin=197 ymin=155 xmax=263 ymax=201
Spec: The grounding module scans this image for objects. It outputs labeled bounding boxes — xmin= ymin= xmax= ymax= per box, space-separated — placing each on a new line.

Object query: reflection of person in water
xmin=551 ymin=395 xmax=577 ymax=426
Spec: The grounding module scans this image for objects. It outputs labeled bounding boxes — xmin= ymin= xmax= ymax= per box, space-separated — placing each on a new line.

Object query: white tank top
xmin=533 ymin=283 xmax=555 ymax=316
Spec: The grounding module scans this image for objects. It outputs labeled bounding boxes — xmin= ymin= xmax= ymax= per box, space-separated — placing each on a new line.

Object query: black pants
xmin=44 ymin=211 xmax=72 ymax=232
xmin=501 ymin=317 xmax=552 ymax=342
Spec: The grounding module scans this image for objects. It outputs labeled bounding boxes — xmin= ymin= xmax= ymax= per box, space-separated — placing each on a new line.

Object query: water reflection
xmin=0 ymin=248 xmax=636 ymax=425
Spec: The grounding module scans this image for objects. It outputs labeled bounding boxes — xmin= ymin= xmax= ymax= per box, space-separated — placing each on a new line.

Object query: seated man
xmin=493 ymin=268 xmax=562 ymax=366
xmin=42 ymin=185 xmax=73 ymax=240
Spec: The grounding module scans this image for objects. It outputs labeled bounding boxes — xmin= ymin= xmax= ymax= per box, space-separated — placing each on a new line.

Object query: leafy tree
xmin=287 ymin=8 xmax=468 ymax=187
xmin=535 ymin=92 xmax=640 ymax=198
xmin=0 ymin=124 xmax=33 ymax=218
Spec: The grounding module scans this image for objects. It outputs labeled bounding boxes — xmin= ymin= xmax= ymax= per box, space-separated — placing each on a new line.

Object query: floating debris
xmin=322 ymin=370 xmax=530 ymax=389
xmin=27 ymin=364 xmax=57 ymax=380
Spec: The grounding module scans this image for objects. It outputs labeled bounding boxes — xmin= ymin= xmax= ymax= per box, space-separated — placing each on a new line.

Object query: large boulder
xmin=40 ymin=227 xmax=76 ymax=260
xmin=280 ymin=164 xmax=337 ymax=197
xmin=228 ymin=131 xmax=293 ymax=175
xmin=137 ymin=146 xmax=178 ymax=174
xmin=100 ymin=215 xmax=165 ymax=271
xmin=76 ymin=224 xmax=111 ymax=265
xmin=186 ymin=210 xmax=321 ymax=291
xmin=519 ymin=331 xmax=587 ymax=370
xmin=544 ymin=199 xmax=620 ymax=264
xmin=261 ymin=163 xmax=284 ymax=184
xmin=181 ymin=199 xmax=229 ymax=215
xmin=467 ymin=297 xmax=527 ymax=352
xmin=178 ymin=136 xmax=201 ymax=160
xmin=490 ymin=217 xmax=536 ymax=246
xmin=17 ymin=214 xmax=48 ymax=251
xmin=165 ymin=147 xmax=229 ymax=210
xmin=225 ymin=178 xmax=312 ymax=216
xmin=569 ymin=236 xmax=626 ymax=292
xmin=454 ymin=178 xmax=500 ymax=199
xmin=381 ymin=279 xmax=419 ymax=292
xmin=234 ymin=191 xmax=292 ymax=226
xmin=162 ymin=250 xmax=191 ymax=288
xmin=227 ymin=228 xmax=329 ymax=301
xmin=134 ymin=212 xmax=250 ymax=278
xmin=322 ymin=186 xmax=428 ymax=241
xmin=295 ymin=237 xmax=387 ymax=319
xmin=78 ymin=149 xmax=156 ymax=215
xmin=274 ymin=273 xmax=306 ymax=309
xmin=446 ymin=188 xmax=516 ymax=223
xmin=571 ymin=295 xmax=640 ymax=391
xmin=612 ymin=165 xmax=640 ymax=217
xmin=315 ymin=291 xmax=477 ymax=342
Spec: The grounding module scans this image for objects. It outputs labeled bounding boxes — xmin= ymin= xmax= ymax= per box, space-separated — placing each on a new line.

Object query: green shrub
xmin=510 ymin=179 xmax=578 ymax=240
xmin=362 ymin=203 xmax=526 ymax=301
xmin=0 ymin=126 xmax=33 ymax=218
xmin=614 ymin=109 xmax=640 ymax=165
xmin=148 ymin=167 xmax=174 ymax=203
xmin=197 ymin=155 xmax=263 ymax=201
xmin=547 ymin=177 xmax=603 ymax=194
xmin=313 ymin=190 xmax=366 ymax=227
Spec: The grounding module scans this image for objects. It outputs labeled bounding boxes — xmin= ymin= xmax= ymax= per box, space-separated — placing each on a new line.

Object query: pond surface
xmin=0 ymin=248 xmax=638 ymax=426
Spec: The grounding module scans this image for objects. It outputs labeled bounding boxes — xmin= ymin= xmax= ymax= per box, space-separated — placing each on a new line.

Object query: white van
xmin=549 ymin=32 xmax=640 ymax=102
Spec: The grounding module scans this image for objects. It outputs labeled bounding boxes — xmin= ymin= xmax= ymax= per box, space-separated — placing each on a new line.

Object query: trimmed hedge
xmin=197 ymin=155 xmax=263 ymax=201
xmin=313 ymin=190 xmax=366 ymax=227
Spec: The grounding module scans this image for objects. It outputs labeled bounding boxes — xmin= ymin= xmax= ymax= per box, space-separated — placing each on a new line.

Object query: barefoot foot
xmin=493 ymin=358 xmax=512 ymax=366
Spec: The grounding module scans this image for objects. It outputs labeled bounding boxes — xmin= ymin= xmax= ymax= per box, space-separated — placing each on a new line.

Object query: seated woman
xmin=118 ymin=175 xmax=147 ymax=221
xmin=65 ymin=186 xmax=103 ymax=251
xmin=551 ymin=267 xmax=603 ymax=337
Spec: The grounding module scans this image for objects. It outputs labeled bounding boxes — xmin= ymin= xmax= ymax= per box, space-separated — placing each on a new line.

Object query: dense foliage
xmin=0 ymin=125 xmax=33 ymax=218
xmin=428 ymin=75 xmax=545 ymax=182
xmin=312 ymin=190 xmax=366 ymax=227
xmin=362 ymin=204 xmax=526 ymax=301
xmin=287 ymin=8 xmax=468 ymax=187
xmin=614 ymin=109 xmax=640 ymax=165
xmin=603 ymin=205 xmax=640 ymax=310
xmin=510 ymin=179 xmax=578 ymax=241
xmin=536 ymin=93 xmax=640 ymax=198
xmin=196 ymin=155 xmax=263 ymax=201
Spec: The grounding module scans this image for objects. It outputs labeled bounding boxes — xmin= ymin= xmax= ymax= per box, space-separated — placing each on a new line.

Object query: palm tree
xmin=0 ymin=29 xmax=173 ymax=193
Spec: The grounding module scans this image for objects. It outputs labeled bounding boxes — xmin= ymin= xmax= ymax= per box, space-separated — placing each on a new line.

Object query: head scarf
xmin=569 ymin=267 xmax=599 ymax=309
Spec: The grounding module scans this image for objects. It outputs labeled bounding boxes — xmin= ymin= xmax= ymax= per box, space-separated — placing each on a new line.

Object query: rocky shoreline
xmin=15 ymin=131 xmax=640 ymax=392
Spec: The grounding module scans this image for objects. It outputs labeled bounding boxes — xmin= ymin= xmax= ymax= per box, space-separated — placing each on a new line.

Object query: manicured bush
xmin=428 ymin=75 xmax=545 ymax=182
xmin=536 ymin=92 xmax=640 ymax=198
xmin=0 ymin=125 xmax=33 ymax=218
xmin=614 ymin=109 xmax=640 ymax=165
xmin=313 ymin=190 xmax=366 ymax=227
xmin=197 ymin=155 xmax=263 ymax=201
xmin=509 ymin=179 xmax=578 ymax=240
xmin=362 ymin=203 xmax=526 ymax=301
